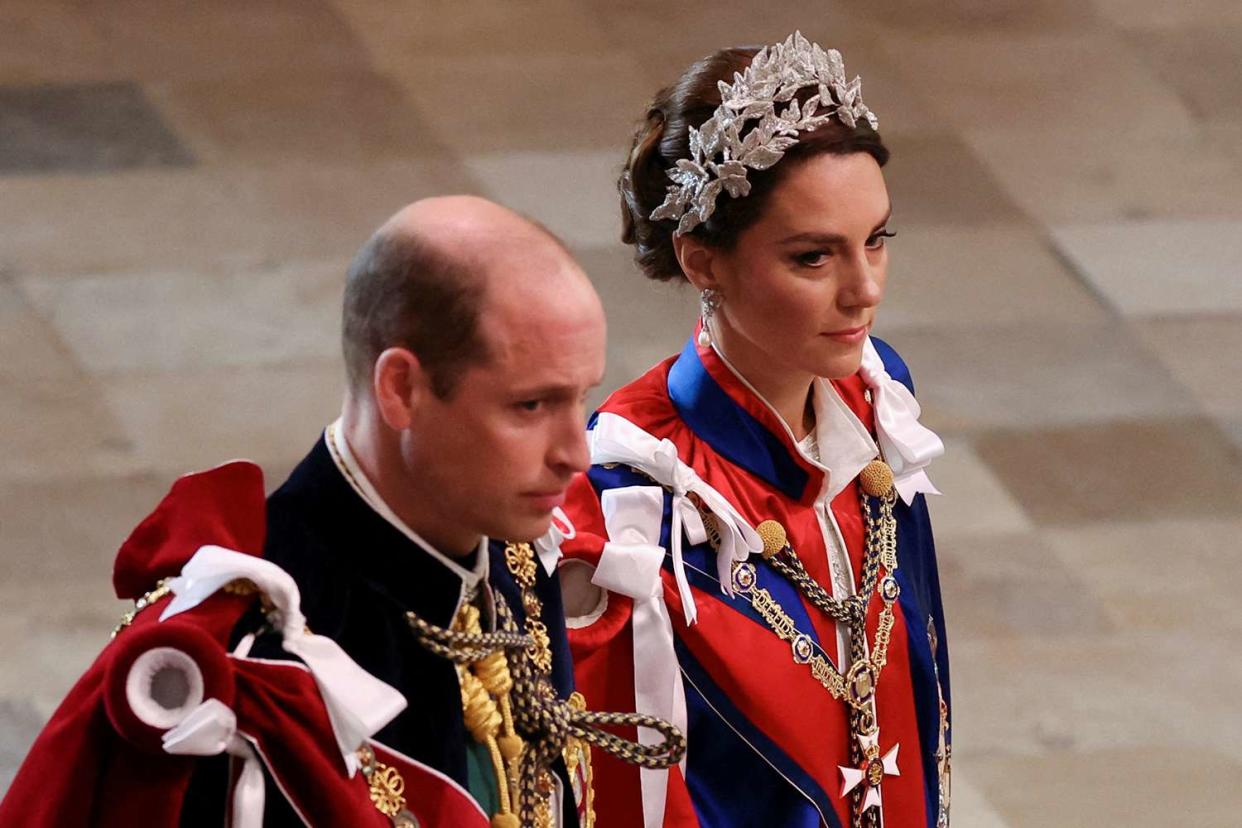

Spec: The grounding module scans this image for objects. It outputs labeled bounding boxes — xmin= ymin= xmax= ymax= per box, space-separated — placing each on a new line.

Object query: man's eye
xmin=867 ymin=229 xmax=897 ymax=250
xmin=517 ymin=400 xmax=544 ymax=413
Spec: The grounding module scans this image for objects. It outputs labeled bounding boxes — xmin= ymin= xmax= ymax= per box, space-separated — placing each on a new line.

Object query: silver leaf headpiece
xmin=650 ymin=31 xmax=879 ymax=237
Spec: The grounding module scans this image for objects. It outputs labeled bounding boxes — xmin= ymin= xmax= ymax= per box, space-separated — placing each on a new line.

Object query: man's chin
xmin=489 ymin=512 xmax=555 ymax=544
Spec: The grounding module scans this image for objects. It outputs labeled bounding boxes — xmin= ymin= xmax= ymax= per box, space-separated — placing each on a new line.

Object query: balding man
xmin=1 ymin=197 xmax=645 ymax=827
xmin=244 ymin=196 xmax=609 ymax=826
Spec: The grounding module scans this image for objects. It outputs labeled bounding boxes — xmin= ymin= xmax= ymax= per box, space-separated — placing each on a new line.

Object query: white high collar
xmin=324 ymin=418 xmax=489 ymax=591
xmin=709 ymin=342 xmax=878 ymax=503
xmin=710 ymin=336 xmax=943 ymax=504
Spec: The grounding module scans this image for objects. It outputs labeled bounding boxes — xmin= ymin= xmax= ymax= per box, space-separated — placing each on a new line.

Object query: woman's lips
xmin=822 ymin=324 xmax=869 ymax=344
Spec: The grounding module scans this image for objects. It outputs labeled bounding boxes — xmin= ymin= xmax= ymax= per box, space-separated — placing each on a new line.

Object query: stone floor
xmin=2 ymin=1 xmax=1240 ymax=824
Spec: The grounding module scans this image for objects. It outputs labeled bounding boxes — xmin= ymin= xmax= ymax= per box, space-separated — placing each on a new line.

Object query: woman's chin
xmin=811 ymin=344 xmax=866 ymax=380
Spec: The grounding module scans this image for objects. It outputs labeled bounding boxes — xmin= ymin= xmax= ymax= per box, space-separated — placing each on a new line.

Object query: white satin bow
xmin=859 ymin=339 xmax=944 ymax=504
xmin=592 ymin=486 xmax=687 ymax=828
xmin=161 ymin=545 xmax=407 ymax=777
xmin=590 ymin=412 xmax=762 ymax=625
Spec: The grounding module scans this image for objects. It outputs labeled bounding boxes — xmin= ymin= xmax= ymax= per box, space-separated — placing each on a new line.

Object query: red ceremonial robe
xmin=562 ymin=333 xmax=952 ymax=828
xmin=0 ymin=461 xmax=488 ymax=827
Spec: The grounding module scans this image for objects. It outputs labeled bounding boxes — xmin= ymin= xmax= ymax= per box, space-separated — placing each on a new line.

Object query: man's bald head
xmin=342 ymin=195 xmax=587 ymax=398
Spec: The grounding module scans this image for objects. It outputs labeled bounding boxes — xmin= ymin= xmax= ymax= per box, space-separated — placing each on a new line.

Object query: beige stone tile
xmin=869 ymin=0 xmax=1093 ymax=33
xmin=877 ymin=223 xmax=1110 ymax=331
xmin=1134 ymin=316 xmax=1242 ymax=418
xmin=590 ymin=1 xmax=879 ymax=79
xmin=574 ymin=245 xmax=698 ymax=404
xmin=18 ymin=260 xmax=346 ymax=376
xmin=1092 ymin=0 xmax=1242 ymax=30
xmin=100 ymin=363 xmax=345 ymax=475
xmin=0 ymin=698 xmax=46 ymax=795
xmin=1044 ymin=518 xmax=1242 ymax=635
xmin=924 ymin=439 xmax=1033 ymax=537
xmin=966 ymin=122 xmax=1242 ymax=224
xmin=942 ymin=763 xmax=1011 ymax=828
xmin=938 ymin=530 xmax=1109 ymax=639
xmin=879 ymin=322 xmax=1197 ymax=433
xmin=463 ymin=150 xmax=626 ymax=249
xmin=0 ymin=159 xmax=476 ymax=277
xmin=950 ymin=633 xmax=1242 ymax=759
xmin=1224 ymin=418 xmax=1242 ymax=455
xmin=0 ymin=170 xmax=231 ymax=276
xmin=849 ymin=55 xmax=944 ymax=137
xmin=335 ymin=0 xmax=611 ymax=61
xmin=882 ymin=32 xmax=1193 ymax=134
xmin=0 ymin=581 xmax=126 ymax=718
xmin=973 ymin=417 xmax=1242 ymax=526
xmin=0 ymin=376 xmax=138 ymax=483
xmin=1127 ymin=25 xmax=1242 ymax=121
xmin=149 ymin=71 xmax=442 ymax=164
xmin=0 ymin=2 xmax=119 ymax=84
xmin=393 ymin=52 xmax=653 ymax=154
xmin=972 ymin=747 xmax=1242 ymax=827
xmin=882 ymin=133 xmax=1026 ymax=225
xmin=0 ymin=280 xmax=78 ymax=382
xmin=1050 ymin=220 xmax=1242 ymax=316
xmin=81 ymin=0 xmax=369 ymax=83
xmin=628 ymin=13 xmax=938 ymax=132
xmin=0 ymin=473 xmax=168 ymax=585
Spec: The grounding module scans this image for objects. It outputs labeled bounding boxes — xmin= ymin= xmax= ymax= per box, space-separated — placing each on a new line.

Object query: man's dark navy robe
xmin=186 ymin=435 xmax=580 ymax=826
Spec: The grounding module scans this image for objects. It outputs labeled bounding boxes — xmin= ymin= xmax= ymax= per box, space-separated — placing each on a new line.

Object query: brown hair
xmin=620 ymin=46 xmax=890 ymax=282
xmin=341 ymin=229 xmax=488 ymax=399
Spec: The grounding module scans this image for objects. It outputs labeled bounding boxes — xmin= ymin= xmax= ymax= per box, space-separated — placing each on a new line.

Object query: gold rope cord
xmin=407 ymin=542 xmax=685 ymax=827
xmin=722 ymin=461 xmax=901 ymax=828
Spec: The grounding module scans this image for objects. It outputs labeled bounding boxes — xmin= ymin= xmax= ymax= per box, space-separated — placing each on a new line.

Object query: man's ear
xmin=672 ymin=233 xmax=721 ymax=293
xmin=372 ymin=347 xmax=425 ymax=431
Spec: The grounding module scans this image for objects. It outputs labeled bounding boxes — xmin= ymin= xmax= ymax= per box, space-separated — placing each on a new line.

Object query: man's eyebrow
xmin=776 ymin=205 xmax=894 ymax=245
xmin=509 ymin=383 xmax=578 ymax=398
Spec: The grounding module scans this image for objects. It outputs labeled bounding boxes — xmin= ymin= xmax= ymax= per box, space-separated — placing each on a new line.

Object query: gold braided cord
xmin=459 ymin=667 xmax=504 ymax=743
xmin=722 ymin=471 xmax=900 ymax=828
xmin=408 ymin=548 xmax=685 ymax=827
xmin=456 ymin=601 xmax=522 ymax=824
xmin=407 ymin=611 xmax=530 ymax=664
xmin=729 ymin=482 xmax=898 ymax=717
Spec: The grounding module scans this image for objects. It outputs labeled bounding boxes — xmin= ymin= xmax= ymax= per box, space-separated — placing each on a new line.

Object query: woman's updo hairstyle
xmin=620 ymin=45 xmax=890 ymax=283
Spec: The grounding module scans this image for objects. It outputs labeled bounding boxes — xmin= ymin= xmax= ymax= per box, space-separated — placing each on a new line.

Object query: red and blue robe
xmin=563 ymin=334 xmax=951 ymax=828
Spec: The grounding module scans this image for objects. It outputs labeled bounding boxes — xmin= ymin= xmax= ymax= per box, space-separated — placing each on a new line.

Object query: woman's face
xmin=703 ymin=151 xmax=892 ymax=382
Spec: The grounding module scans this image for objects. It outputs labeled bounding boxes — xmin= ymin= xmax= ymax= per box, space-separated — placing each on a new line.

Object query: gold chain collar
xmin=716 ymin=459 xmax=902 ymax=828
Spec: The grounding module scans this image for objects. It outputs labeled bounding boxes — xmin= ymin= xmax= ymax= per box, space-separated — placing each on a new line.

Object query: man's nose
xmin=549 ymin=412 xmax=591 ymax=475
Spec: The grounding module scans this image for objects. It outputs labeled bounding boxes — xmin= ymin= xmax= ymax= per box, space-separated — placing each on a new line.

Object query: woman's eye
xmin=795 ymin=250 xmax=831 ymax=267
xmin=867 ymin=230 xmax=897 ymax=250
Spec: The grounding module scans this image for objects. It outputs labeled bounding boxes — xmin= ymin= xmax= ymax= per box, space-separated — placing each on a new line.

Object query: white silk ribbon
xmin=160 ymin=545 xmax=407 ymax=776
xmin=162 ymin=699 xmax=264 ymax=828
xmin=590 ymin=413 xmax=762 ymax=626
xmin=859 ymin=339 xmax=944 ymax=504
xmin=595 ymin=486 xmax=688 ymax=828
xmin=230 ymin=738 xmax=266 ymax=828
xmin=161 ymin=697 xmax=236 ymax=755
xmin=533 ymin=506 xmax=576 ymax=577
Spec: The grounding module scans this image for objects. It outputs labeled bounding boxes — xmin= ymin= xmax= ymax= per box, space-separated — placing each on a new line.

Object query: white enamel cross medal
xmin=839 ymin=731 xmax=900 ymax=813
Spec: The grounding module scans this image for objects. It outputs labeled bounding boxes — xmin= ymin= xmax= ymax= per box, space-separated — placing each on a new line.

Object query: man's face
xmin=402 ymin=259 xmax=606 ymax=550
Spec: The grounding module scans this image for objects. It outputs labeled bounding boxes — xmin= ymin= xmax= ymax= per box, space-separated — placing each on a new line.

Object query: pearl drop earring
xmin=698 ymin=288 xmax=722 ymax=347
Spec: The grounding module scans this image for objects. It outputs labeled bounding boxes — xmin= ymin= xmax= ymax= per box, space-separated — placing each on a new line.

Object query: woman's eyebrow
xmin=777 ymin=206 xmax=894 ymax=246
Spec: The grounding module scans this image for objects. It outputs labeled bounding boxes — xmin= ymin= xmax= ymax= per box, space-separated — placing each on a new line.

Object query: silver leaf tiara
xmin=650 ymin=31 xmax=879 ymax=237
